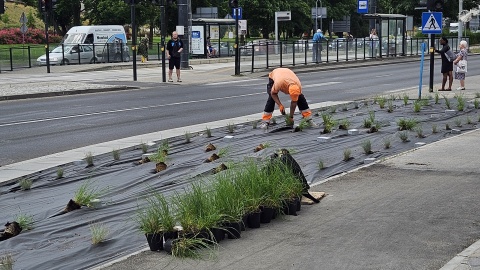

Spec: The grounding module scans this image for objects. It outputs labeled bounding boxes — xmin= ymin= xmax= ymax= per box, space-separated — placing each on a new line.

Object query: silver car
xmin=37 ymin=45 xmax=96 ymax=66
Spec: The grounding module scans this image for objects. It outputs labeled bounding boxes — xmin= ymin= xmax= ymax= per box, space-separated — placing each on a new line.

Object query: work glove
xmin=279 ymin=105 xmax=286 ymax=115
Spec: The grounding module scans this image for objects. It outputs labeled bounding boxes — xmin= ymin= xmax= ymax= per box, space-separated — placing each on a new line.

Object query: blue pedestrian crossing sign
xmin=422 ymin=12 xmax=442 ymax=34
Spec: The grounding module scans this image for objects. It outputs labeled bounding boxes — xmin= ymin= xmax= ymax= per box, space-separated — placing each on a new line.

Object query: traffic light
xmin=427 ymin=0 xmax=445 ymax=11
xmin=229 ymin=0 xmax=238 ymax=9
xmin=0 ymin=0 xmax=5 ymax=15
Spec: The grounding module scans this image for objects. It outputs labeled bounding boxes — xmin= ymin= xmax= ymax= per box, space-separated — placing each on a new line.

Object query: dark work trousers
xmin=264 ymin=78 xmax=310 ymax=113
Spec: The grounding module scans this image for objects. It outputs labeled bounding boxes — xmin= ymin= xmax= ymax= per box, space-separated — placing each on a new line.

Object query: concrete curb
xmin=89 ymin=247 xmax=150 ymax=270
xmin=439 ymin=239 xmax=480 ymax=270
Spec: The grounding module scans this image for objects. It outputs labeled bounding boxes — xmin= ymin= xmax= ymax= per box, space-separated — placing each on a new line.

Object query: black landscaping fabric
xmin=0 ymin=97 xmax=478 ymax=269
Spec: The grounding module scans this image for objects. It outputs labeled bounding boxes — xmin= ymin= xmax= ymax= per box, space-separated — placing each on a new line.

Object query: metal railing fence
xmin=0 ymin=37 xmax=469 ymax=73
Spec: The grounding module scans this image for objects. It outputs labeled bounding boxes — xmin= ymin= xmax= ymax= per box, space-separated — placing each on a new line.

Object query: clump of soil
xmin=0 ymin=221 xmax=22 ymax=241
xmin=205 ymin=143 xmax=216 ymax=152
xmin=368 ymin=126 xmax=378 ymax=133
xmin=213 ymin=163 xmax=227 ymax=174
xmin=65 ymin=199 xmax=82 ymax=212
xmin=156 ymin=162 xmax=167 ymax=172
xmin=204 ymin=153 xmax=220 ymax=163
xmin=254 ymin=144 xmax=265 ymax=152
xmin=139 ymin=156 xmax=151 ymax=164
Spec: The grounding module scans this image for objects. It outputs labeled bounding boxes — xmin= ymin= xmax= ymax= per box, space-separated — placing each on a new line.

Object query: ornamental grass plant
xmin=90 ymin=223 xmax=109 ymax=245
xmin=73 ymin=180 xmax=106 ymax=208
xmin=15 ymin=214 xmax=34 ymax=231
xmin=0 ymin=253 xmax=14 ymax=270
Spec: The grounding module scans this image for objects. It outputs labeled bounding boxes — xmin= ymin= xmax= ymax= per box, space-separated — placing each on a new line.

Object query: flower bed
xmin=0 ymin=94 xmax=478 ymax=269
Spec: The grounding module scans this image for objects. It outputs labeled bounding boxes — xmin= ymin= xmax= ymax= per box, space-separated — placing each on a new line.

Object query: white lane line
xmin=0 ymin=81 xmax=343 ymax=127
xmin=0 ymin=92 xmax=264 ymax=127
xmin=303 ymin=82 xmax=341 ymax=88
xmin=205 ymin=79 xmax=263 ymax=85
xmin=375 ymin=74 xmax=393 ymax=78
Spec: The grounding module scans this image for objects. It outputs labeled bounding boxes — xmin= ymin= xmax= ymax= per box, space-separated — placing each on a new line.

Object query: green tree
xmin=1 ymin=14 xmax=10 ymax=27
xmin=52 ymin=0 xmax=82 ymax=35
xmin=27 ymin=10 xmax=37 ymax=29
xmin=83 ymin=0 xmax=131 ymax=25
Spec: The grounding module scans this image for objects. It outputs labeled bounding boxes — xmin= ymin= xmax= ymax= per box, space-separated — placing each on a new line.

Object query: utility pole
xmin=160 ymin=1 xmax=166 ymax=82
xmin=128 ymin=0 xmax=137 ymax=81
xmin=152 ymin=0 xmax=167 ymax=82
xmin=458 ymin=0 xmax=463 ymax=42
xmin=235 ymin=8 xmax=239 ymax=75
xmin=320 ymin=0 xmax=323 ymax=31
xmin=177 ymin=0 xmax=191 ymax=69
xmin=44 ymin=10 xmax=50 ymax=73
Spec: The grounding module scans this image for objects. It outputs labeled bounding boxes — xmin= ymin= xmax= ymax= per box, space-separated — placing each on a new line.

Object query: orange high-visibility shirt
xmin=268 ymin=68 xmax=302 ymax=101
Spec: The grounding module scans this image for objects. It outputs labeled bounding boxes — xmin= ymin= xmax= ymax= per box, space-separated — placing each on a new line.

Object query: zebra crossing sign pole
xmin=422 ymin=12 xmax=442 ymax=92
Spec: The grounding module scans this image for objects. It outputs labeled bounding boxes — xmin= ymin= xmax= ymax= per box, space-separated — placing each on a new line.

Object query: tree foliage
xmin=20 ymin=0 xmax=480 ymax=40
xmin=83 ymin=0 xmax=130 ymax=25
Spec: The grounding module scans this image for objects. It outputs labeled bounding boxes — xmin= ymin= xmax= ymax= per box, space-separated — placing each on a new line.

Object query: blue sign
xmin=357 ymin=0 xmax=368 ymax=14
xmin=422 ymin=12 xmax=442 ymax=34
xmin=232 ymin=7 xmax=242 ymax=19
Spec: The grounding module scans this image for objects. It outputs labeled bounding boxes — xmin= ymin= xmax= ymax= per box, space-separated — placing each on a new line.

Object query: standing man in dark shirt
xmin=166 ymin=31 xmax=184 ymax=82
xmin=435 ymin=37 xmax=453 ymax=91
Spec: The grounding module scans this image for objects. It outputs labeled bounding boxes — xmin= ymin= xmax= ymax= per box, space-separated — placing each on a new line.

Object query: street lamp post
xmin=160 ymin=0 xmax=166 ymax=82
xmin=314 ymin=0 xmax=323 ymax=31
xmin=319 ymin=0 xmax=322 ymax=31
xmin=458 ymin=0 xmax=463 ymax=42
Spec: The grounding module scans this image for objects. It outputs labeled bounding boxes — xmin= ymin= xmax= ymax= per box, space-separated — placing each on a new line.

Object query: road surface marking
xmin=0 ymin=92 xmax=264 ymax=127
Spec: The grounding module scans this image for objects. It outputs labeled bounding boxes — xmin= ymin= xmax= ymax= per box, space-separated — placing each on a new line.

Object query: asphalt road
xmin=1 ymin=57 xmax=479 ymax=166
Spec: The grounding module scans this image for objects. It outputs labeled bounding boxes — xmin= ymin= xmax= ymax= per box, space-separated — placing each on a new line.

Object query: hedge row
xmin=0 ymin=28 xmax=62 ymax=44
xmin=415 ymin=30 xmax=480 ymax=45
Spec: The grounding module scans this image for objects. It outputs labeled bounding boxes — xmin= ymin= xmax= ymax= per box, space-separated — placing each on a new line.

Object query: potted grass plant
xmin=151 ymin=192 xmax=177 ymax=242
xmin=234 ymin=161 xmax=264 ymax=229
xmin=258 ymin=164 xmax=284 ymax=223
xmin=173 ymin=182 xmax=222 ymax=241
xmin=212 ymin=172 xmax=245 ymax=239
xmin=136 ymin=196 xmax=164 ymax=251
xmin=278 ymin=166 xmax=304 ymax=216
xmin=169 ymin=235 xmax=217 ymax=259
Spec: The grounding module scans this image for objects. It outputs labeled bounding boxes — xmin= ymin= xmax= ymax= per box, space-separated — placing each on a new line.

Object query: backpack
xmin=445 ymin=47 xmax=455 ymax=62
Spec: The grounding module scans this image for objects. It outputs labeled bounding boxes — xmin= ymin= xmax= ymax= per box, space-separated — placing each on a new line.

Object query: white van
xmin=62 ymin=25 xmax=130 ymax=63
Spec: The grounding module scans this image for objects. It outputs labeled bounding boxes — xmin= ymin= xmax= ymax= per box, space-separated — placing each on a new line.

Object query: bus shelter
xmin=362 ymin=14 xmax=407 ymax=57
xmin=191 ymin=18 xmax=236 ymax=58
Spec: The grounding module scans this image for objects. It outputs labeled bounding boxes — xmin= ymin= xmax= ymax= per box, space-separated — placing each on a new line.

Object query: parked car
xmin=37 ymin=45 xmax=96 ymax=65
xmin=240 ymin=39 xmax=276 ymax=55
xmin=213 ymin=42 xmax=234 ymax=57
xmin=293 ymin=39 xmax=314 ymax=52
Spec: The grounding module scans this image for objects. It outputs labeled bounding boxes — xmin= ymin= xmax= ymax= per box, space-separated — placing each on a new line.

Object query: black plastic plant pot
xmin=271 ymin=208 xmax=278 ymax=220
xmin=240 ymin=214 xmax=248 ymax=231
xmin=210 ymin=227 xmax=225 ymax=243
xmin=163 ymin=231 xmax=178 ymax=242
xmin=247 ymin=211 xmax=261 ymax=228
xmin=145 ymin=233 xmax=163 ymax=251
xmin=225 ymin=222 xmax=241 ymax=239
xmin=184 ymin=230 xmax=209 ymax=241
xmin=283 ymin=200 xmax=298 ymax=216
xmin=296 ymin=197 xmax=302 ymax=212
xmin=163 ymin=238 xmax=176 ymax=254
xmin=260 ymin=207 xmax=275 ymax=223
